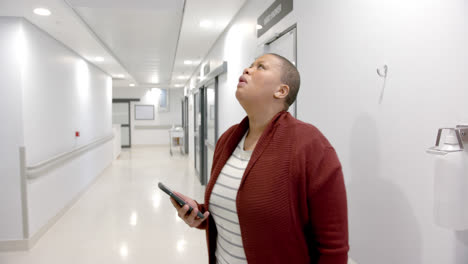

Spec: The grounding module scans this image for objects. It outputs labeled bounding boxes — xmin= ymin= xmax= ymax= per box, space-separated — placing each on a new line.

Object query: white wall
xmin=296 ymin=0 xmax=468 ymax=263
xmin=20 ymin=19 xmax=114 ymax=237
xmin=113 ymin=87 xmax=183 ymax=145
xmin=0 ymin=17 xmax=25 ymax=241
xmin=21 ymin=23 xmax=112 ymax=165
xmin=185 ymin=0 xmax=468 ymax=263
xmin=0 ymin=17 xmax=114 ymax=241
xmin=112 ymin=124 xmax=122 ymax=159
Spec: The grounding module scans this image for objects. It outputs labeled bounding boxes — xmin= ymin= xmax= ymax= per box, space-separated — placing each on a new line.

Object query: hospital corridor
xmin=1 ymin=0 xmax=468 ymax=263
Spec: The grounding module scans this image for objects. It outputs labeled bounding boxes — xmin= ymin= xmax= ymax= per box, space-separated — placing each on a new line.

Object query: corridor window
xmin=159 ymin=88 xmax=169 ymax=112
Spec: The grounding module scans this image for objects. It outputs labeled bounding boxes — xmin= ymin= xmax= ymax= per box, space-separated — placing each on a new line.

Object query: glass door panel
xmin=112 ymin=102 xmax=131 ymax=147
xmin=206 ymin=83 xmax=216 ymax=145
xmin=194 ymin=92 xmax=202 ymax=180
xmin=204 ymin=81 xmax=217 ymax=183
xmin=121 ymin=126 xmax=130 ymax=146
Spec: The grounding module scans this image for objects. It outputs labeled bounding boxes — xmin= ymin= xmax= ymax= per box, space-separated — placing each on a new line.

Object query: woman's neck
xmin=246 ymin=109 xmax=282 ymax=140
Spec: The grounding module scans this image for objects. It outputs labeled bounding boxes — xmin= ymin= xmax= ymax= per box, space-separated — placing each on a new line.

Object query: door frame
xmin=112 ymin=98 xmax=140 ymax=148
xmin=183 ymin=96 xmax=189 ymax=154
xmin=191 ymin=62 xmax=227 ymax=185
xmin=193 ymin=91 xmax=201 ymax=177
xmin=264 ymin=24 xmax=298 ymax=118
xmin=202 ymin=78 xmax=219 ymax=185
xmin=199 ymin=87 xmax=206 ymax=184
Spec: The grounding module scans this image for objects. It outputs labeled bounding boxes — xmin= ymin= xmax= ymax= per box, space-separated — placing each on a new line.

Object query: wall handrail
xmin=25 ymin=134 xmax=114 ymax=179
xmin=134 ymin=125 xmax=181 ymax=130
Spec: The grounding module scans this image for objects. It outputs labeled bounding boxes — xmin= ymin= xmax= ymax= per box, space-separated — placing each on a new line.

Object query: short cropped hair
xmin=267 ymin=53 xmax=301 ymax=109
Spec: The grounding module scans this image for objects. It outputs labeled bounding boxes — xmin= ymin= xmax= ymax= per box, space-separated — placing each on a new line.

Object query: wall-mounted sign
xmin=257 ymin=0 xmax=293 ymax=38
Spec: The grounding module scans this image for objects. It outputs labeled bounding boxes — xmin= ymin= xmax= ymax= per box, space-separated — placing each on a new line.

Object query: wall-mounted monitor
xmin=135 ymin=104 xmax=154 ymax=120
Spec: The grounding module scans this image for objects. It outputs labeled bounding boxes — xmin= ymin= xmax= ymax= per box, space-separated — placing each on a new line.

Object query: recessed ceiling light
xmin=256 ymin=24 xmax=263 ymax=30
xmin=200 ymin=20 xmax=213 ymax=28
xmin=184 ymin=60 xmax=193 ymax=65
xmin=94 ymin=57 xmax=104 ymax=62
xmin=177 ymin=75 xmax=189 ymax=80
xmin=129 ymin=83 xmax=135 ymax=87
xmin=33 ymin=8 xmax=51 ymax=16
xmin=174 ymin=84 xmax=184 ymax=88
xmin=114 ymin=74 xmax=125 ymax=78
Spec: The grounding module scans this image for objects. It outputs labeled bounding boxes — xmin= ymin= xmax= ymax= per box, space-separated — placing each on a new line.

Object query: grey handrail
xmin=134 ymin=125 xmax=181 ymax=130
xmin=25 ymin=134 xmax=114 ymax=179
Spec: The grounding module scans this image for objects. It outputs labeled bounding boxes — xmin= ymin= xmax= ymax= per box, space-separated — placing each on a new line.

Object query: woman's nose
xmin=243 ymin=67 xmax=251 ymax=75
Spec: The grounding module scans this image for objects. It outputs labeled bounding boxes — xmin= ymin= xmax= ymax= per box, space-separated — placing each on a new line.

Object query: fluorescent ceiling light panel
xmin=33 ymin=8 xmax=51 ymax=16
xmin=151 ymin=75 xmax=159 ymax=83
xmin=115 ymin=74 xmax=125 ymax=78
xmin=94 ymin=57 xmax=104 ymax=62
xmin=184 ymin=60 xmax=193 ymax=65
xmin=177 ymin=75 xmax=188 ymax=80
xmin=129 ymin=83 xmax=135 ymax=87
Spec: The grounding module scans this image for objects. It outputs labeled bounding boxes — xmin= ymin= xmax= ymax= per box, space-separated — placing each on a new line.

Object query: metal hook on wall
xmin=377 ymin=65 xmax=388 ymax=78
xmin=377 ymin=64 xmax=388 ymax=104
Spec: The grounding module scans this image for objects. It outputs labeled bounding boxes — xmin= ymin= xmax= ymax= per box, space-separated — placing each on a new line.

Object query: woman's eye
xmin=258 ymin=64 xmax=265 ymax=69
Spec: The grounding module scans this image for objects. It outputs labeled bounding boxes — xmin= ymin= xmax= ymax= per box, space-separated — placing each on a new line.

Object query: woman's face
xmin=236 ymin=54 xmax=283 ymax=111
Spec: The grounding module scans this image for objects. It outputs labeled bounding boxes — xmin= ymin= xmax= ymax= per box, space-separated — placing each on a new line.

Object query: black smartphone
xmin=158 ymin=182 xmax=204 ymax=219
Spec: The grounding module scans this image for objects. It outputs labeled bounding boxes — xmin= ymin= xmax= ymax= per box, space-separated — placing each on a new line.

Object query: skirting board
xmin=132 ymin=144 xmax=170 ymax=147
xmin=0 ymin=239 xmax=29 ymax=252
xmin=0 ymin=162 xmax=112 ymax=252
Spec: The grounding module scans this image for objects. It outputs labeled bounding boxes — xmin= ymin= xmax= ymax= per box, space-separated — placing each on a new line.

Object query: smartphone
xmin=158 ymin=182 xmax=204 ymax=219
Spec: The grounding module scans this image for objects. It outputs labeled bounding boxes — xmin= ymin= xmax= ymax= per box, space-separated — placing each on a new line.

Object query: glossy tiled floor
xmin=0 ymin=146 xmax=208 ymax=264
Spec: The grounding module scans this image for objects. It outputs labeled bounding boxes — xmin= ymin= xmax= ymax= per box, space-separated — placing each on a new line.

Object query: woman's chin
xmin=235 ymin=92 xmax=247 ymax=107
xmin=235 ymin=90 xmax=242 ymax=100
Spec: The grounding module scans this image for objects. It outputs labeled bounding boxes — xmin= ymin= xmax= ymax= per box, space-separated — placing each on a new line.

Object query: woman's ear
xmin=273 ymin=84 xmax=290 ymax=99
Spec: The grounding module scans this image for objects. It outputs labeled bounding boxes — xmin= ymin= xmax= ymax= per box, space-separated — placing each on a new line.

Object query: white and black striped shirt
xmin=210 ymin=131 xmax=252 ymax=264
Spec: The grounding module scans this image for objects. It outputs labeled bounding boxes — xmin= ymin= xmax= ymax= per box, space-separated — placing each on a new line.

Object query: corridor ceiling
xmin=0 ymin=0 xmax=246 ymax=88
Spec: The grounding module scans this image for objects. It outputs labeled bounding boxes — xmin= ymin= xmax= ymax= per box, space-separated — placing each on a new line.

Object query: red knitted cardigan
xmin=196 ymin=111 xmax=349 ymax=264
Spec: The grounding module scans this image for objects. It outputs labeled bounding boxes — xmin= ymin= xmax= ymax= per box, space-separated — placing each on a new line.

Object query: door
xmin=194 ymin=90 xmax=206 ymax=184
xmin=264 ymin=26 xmax=297 ymax=117
xmin=192 ymin=62 xmax=226 ymax=185
xmin=112 ymin=102 xmax=131 ymax=148
xmin=194 ymin=92 xmax=201 ymax=177
xmin=204 ymin=80 xmax=218 ymax=184
xmin=182 ymin=96 xmax=189 ymax=154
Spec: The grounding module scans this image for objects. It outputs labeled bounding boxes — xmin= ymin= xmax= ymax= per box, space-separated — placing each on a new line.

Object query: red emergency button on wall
xmin=75 ymin=131 xmax=80 ymax=137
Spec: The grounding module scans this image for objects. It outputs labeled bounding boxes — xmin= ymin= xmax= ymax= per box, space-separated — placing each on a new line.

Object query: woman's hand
xmin=170 ymin=191 xmax=210 ymax=228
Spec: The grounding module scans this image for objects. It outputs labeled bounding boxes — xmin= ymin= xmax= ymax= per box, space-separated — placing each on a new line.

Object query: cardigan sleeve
xmin=307 ymin=147 xmax=349 ymax=264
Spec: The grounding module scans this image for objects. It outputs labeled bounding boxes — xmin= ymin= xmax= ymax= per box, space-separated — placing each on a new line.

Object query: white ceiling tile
xmin=0 ymin=0 xmax=247 ymax=89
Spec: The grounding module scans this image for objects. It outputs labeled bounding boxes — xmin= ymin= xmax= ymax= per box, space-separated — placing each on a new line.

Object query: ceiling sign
xmin=257 ymin=0 xmax=293 ymax=38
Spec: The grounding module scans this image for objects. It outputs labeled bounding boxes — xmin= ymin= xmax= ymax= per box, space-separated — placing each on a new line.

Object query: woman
xmin=171 ymin=53 xmax=349 ymax=264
